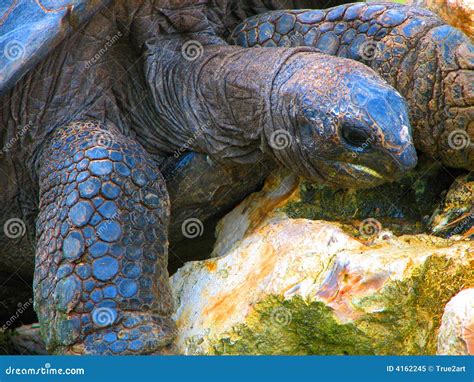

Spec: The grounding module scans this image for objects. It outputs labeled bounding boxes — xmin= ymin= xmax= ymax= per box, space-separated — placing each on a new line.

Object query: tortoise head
xmin=412 ymin=25 xmax=473 ymax=169
xmin=265 ymin=54 xmax=417 ymax=189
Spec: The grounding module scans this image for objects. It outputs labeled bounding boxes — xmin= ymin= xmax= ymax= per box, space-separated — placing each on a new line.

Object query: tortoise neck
xmin=143 ymin=38 xmax=273 ymax=164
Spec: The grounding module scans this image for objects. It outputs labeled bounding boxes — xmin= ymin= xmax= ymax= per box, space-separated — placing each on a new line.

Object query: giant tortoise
xmin=0 ymin=0 xmax=471 ymax=354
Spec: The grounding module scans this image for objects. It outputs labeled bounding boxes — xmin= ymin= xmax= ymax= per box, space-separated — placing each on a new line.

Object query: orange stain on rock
xmin=202 ymin=242 xmax=277 ymax=326
xmin=205 ymin=261 xmax=217 ymax=273
xmin=317 ymin=261 xmax=390 ymax=321
xmin=246 ymin=174 xmax=299 ymax=234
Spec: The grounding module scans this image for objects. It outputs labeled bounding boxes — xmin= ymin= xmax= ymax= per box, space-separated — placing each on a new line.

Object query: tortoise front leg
xmin=229 ymin=3 xmax=474 ymax=170
xmin=34 ymin=120 xmax=175 ymax=354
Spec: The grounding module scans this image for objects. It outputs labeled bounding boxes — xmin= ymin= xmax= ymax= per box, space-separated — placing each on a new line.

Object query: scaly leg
xmin=34 ymin=120 xmax=175 ymax=354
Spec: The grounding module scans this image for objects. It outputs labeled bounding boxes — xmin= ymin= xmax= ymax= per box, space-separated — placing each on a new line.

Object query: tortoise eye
xmin=341 ymin=124 xmax=372 ymax=149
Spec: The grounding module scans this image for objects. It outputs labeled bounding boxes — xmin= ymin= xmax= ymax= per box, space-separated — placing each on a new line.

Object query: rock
xmin=278 ymin=156 xmax=455 ymax=237
xmin=9 ymin=324 xmax=48 ymax=355
xmin=437 ymin=289 xmax=474 ymax=355
xmin=170 ymin=171 xmax=473 ymax=355
xmin=409 ymin=0 xmax=474 ymax=38
xmin=211 ymin=172 xmax=299 ymax=258
xmin=429 ymin=173 xmax=474 ymax=239
xmin=0 ymin=324 xmax=49 ymax=355
xmin=211 ymin=158 xmax=458 ymax=254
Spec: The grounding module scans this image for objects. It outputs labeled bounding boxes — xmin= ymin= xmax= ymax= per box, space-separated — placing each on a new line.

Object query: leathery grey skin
xmin=0 ymin=0 xmax=416 ymax=354
xmin=230 ymin=2 xmax=474 ymax=170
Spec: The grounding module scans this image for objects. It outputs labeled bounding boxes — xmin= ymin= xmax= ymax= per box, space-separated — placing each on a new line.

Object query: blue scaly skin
xmin=229 ymin=2 xmax=474 ymax=170
xmin=0 ymin=1 xmax=417 ymax=354
xmin=35 ymin=121 xmax=175 ymax=354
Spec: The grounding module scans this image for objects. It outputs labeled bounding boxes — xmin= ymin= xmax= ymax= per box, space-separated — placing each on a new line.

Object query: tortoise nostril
xmin=341 ymin=123 xmax=372 ymax=149
xmin=396 ymin=146 xmax=418 ymax=172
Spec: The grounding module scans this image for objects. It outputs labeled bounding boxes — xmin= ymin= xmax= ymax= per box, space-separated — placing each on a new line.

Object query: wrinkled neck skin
xmin=144 ymin=38 xmax=315 ymax=165
xmin=120 ymin=1 xmax=324 ymax=165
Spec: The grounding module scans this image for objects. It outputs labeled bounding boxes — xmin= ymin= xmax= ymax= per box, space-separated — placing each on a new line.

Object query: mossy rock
xmin=210 ymin=255 xmax=472 ymax=355
xmin=171 ymin=208 xmax=472 ymax=355
xmin=281 ymin=157 xmax=461 ymax=236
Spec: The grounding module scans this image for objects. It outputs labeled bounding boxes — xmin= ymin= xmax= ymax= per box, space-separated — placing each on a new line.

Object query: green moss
xmin=210 ymin=254 xmax=473 ymax=355
xmin=357 ymin=254 xmax=473 ymax=354
xmin=281 ymin=157 xmax=457 ymax=236
xmin=212 ymin=296 xmax=375 ymax=355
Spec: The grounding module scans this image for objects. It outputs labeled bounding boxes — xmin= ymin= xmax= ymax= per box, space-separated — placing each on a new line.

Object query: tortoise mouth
xmin=326 ymin=161 xmax=390 ymax=188
xmin=300 ymin=159 xmax=392 ymax=189
xmin=343 ymin=163 xmax=385 ymax=180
